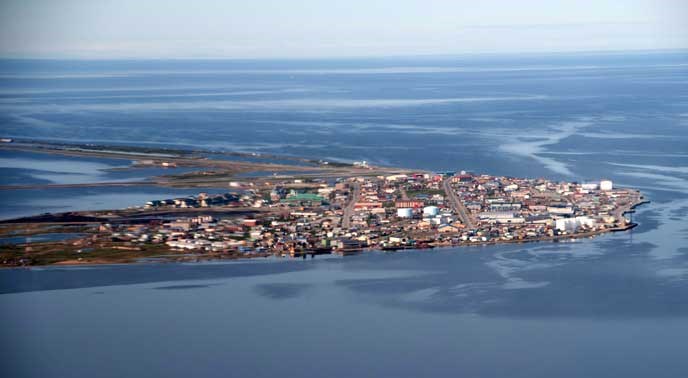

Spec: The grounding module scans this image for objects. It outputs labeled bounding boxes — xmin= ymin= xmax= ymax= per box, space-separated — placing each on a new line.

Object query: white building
xmin=478 ymin=211 xmax=525 ymax=224
xmin=547 ymin=206 xmax=574 ymax=215
xmin=600 ymin=180 xmax=613 ymax=191
xmin=397 ymin=208 xmax=413 ymax=218
xmin=555 ymin=216 xmax=595 ymax=232
xmin=423 ymin=206 xmax=439 ymax=217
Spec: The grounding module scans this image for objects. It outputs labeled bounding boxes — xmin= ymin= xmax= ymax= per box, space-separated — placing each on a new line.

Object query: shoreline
xmin=0 ymin=199 xmax=648 ymax=268
xmin=0 ymin=219 xmax=644 ymax=269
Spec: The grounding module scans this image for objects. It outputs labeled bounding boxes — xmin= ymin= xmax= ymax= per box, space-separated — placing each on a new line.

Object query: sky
xmin=0 ymin=0 xmax=686 ymax=59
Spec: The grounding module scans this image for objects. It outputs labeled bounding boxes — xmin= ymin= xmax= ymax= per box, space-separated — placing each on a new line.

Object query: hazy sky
xmin=1 ymin=0 xmax=686 ymax=59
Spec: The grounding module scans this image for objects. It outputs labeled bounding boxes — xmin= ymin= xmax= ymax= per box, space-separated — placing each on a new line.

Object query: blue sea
xmin=1 ymin=50 xmax=688 ymax=377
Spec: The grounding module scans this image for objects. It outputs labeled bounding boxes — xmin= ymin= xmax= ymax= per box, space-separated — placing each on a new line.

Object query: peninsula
xmin=0 ymin=141 xmax=646 ymax=266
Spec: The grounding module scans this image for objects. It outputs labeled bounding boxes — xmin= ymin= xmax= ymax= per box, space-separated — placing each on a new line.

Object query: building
xmin=395 ymin=200 xmax=424 ymax=208
xmin=354 ymin=202 xmax=383 ymax=209
xmin=600 ymin=180 xmax=613 ymax=191
xmin=397 ymin=208 xmax=413 ymax=218
xmin=478 ymin=211 xmax=525 ymax=224
xmin=555 ymin=216 xmax=595 ymax=232
xmin=438 ymin=224 xmax=460 ymax=233
xmin=547 ymin=206 xmax=574 ymax=215
xmin=336 ymin=238 xmax=366 ymax=250
xmin=451 ymin=174 xmax=473 ymax=183
xmin=281 ymin=193 xmax=326 ymax=206
xmin=423 ymin=206 xmax=439 ymax=216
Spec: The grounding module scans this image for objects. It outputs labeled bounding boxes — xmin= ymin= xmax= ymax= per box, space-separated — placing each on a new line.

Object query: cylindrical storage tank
xmin=423 ymin=206 xmax=439 ymax=216
xmin=397 ymin=208 xmax=413 ymax=218
xmin=600 ymin=180 xmax=613 ymax=191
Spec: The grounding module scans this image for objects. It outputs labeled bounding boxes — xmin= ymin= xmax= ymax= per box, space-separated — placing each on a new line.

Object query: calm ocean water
xmin=1 ymin=51 xmax=688 ymax=377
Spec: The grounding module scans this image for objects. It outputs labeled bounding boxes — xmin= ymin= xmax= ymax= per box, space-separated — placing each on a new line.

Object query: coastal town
xmin=1 ymin=162 xmax=645 ymax=265
xmin=144 ymin=172 xmax=642 ymax=254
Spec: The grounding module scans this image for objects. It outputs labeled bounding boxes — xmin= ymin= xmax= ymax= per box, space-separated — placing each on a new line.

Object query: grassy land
xmin=0 ymin=223 xmax=96 ymax=237
xmin=406 ymin=189 xmax=444 ymax=198
xmin=0 ymin=241 xmax=206 ymax=266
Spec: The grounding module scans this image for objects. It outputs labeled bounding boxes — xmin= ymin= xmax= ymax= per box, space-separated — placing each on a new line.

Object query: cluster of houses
xmin=450 ymin=174 xmax=637 ymax=240
xmin=95 ymin=171 xmax=640 ymax=257
xmin=145 ymin=192 xmax=243 ymax=208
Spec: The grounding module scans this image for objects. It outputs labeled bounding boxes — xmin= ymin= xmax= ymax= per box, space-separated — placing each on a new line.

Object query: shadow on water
xmin=629 ymin=208 xmax=661 ymax=235
xmin=153 ymin=284 xmax=215 ymax=290
xmin=0 ymin=260 xmax=312 ymax=294
xmin=254 ymin=283 xmax=312 ymax=299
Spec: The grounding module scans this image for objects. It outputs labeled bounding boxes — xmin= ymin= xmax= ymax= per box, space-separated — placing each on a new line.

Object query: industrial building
xmin=397 ymin=208 xmax=413 ymax=218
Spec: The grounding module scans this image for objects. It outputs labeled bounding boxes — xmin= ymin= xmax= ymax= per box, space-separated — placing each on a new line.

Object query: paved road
xmin=342 ymin=182 xmax=360 ymax=229
xmin=399 ymin=185 xmax=410 ymax=201
xmin=442 ymin=178 xmax=475 ymax=229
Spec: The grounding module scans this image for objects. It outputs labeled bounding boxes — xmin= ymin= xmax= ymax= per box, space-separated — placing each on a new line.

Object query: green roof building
xmin=281 ymin=193 xmax=326 ymax=205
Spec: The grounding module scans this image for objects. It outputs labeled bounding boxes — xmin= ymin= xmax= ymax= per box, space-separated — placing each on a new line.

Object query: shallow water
xmin=0 ymin=150 xmax=198 ymax=186
xmin=0 ymin=185 xmax=228 ymax=220
xmin=0 ymin=232 xmax=84 ymax=245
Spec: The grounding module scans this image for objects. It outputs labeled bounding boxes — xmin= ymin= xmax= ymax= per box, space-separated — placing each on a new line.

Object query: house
xmin=438 ymin=224 xmax=460 ymax=233
xmin=451 ymin=174 xmax=473 ymax=183
xmin=354 ymin=202 xmax=383 ymax=209
xmin=417 ymin=220 xmax=432 ymax=230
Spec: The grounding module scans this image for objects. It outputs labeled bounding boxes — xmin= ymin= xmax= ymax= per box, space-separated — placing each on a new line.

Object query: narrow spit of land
xmin=0 ymin=141 xmax=647 ymax=267
xmin=0 ymin=141 xmax=413 ymax=190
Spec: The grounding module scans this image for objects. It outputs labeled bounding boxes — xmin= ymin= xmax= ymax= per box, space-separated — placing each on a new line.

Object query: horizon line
xmin=1 ymin=47 xmax=686 ymax=62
